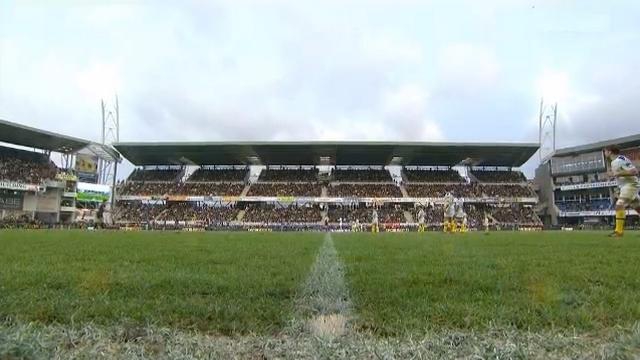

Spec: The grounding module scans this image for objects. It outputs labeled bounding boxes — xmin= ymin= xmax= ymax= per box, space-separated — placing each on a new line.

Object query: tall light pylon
xmin=99 ymin=96 xmax=120 ymax=185
xmin=538 ymin=98 xmax=557 ymax=163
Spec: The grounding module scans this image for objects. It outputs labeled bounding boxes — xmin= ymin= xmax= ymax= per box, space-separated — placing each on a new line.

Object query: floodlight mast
xmin=538 ymin=98 xmax=557 ymax=164
xmin=99 ymin=96 xmax=120 ymax=211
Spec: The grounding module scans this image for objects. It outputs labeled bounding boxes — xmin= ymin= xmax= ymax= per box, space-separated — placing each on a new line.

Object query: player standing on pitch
xmin=417 ymin=206 xmax=426 ymax=232
xmin=605 ymin=145 xmax=640 ymax=237
xmin=371 ymin=208 xmax=379 ymax=233
xmin=483 ymin=213 xmax=491 ymax=235
xmin=454 ymin=199 xmax=467 ymax=233
xmin=443 ymin=193 xmax=456 ymax=233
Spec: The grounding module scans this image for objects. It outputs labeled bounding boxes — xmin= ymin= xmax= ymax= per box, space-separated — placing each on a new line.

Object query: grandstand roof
xmin=554 ymin=133 xmax=640 ymax=157
xmin=114 ymin=141 xmax=539 ymax=167
xmin=0 ymin=119 xmax=120 ymax=161
xmin=0 ymin=118 xmax=90 ymax=153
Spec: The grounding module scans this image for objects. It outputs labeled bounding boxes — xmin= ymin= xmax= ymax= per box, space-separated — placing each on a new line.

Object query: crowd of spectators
xmin=127 ymin=169 xmax=182 ymax=182
xmin=481 ymin=184 xmax=533 ymax=197
xmin=173 ymin=183 xmax=245 ymax=196
xmin=188 ymin=168 xmax=247 ymax=182
xmin=554 ymin=173 xmax=609 ymax=186
xmin=329 ymin=184 xmax=402 ymax=198
xmin=557 ymin=199 xmax=611 ymax=212
xmin=248 ymin=183 xmax=322 ymax=197
xmin=118 ymin=182 xmax=174 ymax=196
xmin=406 ymin=183 xmax=483 ymax=198
xmin=406 ymin=183 xmax=533 ymax=198
xmin=258 ymin=168 xmax=318 ymax=182
xmin=491 ymin=205 xmax=541 ymax=226
xmin=328 ymin=205 xmax=372 ymax=223
xmin=242 ymin=204 xmax=321 ymax=223
xmin=115 ymin=201 xmax=165 ymax=223
xmin=404 ymin=169 xmax=463 ymax=183
xmin=327 ymin=205 xmax=406 ymax=224
xmin=0 ymin=214 xmax=42 ymax=229
xmin=377 ymin=206 xmax=407 ymax=223
xmin=158 ymin=202 xmax=238 ymax=223
xmin=0 ymin=147 xmax=58 ymax=184
xmin=333 ymin=169 xmax=391 ymax=182
xmin=471 ymin=170 xmax=526 ymax=183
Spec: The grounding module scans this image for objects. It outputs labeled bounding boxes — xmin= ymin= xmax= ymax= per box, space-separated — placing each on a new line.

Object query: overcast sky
xmin=1 ymin=0 xmax=639 ymax=176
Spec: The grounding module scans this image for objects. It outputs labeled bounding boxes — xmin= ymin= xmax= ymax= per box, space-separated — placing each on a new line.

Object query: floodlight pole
xmin=538 ymin=98 xmax=558 ymax=164
xmin=100 ymin=95 xmax=120 ymax=185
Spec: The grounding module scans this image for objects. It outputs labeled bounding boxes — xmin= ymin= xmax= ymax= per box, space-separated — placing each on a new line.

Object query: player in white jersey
xmin=371 ymin=209 xmax=379 ymax=233
xmin=483 ymin=214 xmax=491 ymax=235
xmin=443 ymin=193 xmax=456 ymax=232
xmin=454 ymin=202 xmax=467 ymax=233
xmin=417 ymin=207 xmax=426 ymax=232
xmin=605 ymin=146 xmax=640 ymax=237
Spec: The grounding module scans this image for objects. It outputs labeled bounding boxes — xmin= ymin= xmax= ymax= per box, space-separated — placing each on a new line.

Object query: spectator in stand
xmin=173 ymin=183 xmax=245 ymax=196
xmin=471 ymin=170 xmax=526 ymax=183
xmin=259 ymin=168 xmax=318 ymax=182
xmin=329 ymin=184 xmax=402 ymax=198
xmin=242 ymin=204 xmax=321 ymax=223
xmin=490 ymin=204 xmax=541 ymax=226
xmin=404 ymin=169 xmax=463 ymax=183
xmin=158 ymin=202 xmax=238 ymax=223
xmin=188 ymin=168 xmax=248 ymax=182
xmin=406 ymin=183 xmax=532 ymax=198
xmin=248 ymin=183 xmax=322 ymax=197
xmin=0 ymin=148 xmax=58 ymax=184
xmin=333 ymin=169 xmax=391 ymax=182
xmin=115 ymin=201 xmax=165 ymax=223
xmin=127 ymin=169 xmax=182 ymax=182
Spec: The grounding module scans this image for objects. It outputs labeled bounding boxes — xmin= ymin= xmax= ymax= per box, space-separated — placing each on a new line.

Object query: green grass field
xmin=0 ymin=230 xmax=323 ymax=335
xmin=335 ymin=231 xmax=640 ymax=336
xmin=1 ymin=229 xmax=639 ymax=340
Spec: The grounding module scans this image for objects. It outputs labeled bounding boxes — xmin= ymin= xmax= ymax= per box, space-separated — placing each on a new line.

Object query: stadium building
xmin=535 ymin=134 xmax=640 ymax=229
xmin=0 ymin=119 xmax=119 ymax=226
xmin=112 ymin=141 xmax=542 ymax=231
xmin=1 ymin=118 xmax=545 ymax=230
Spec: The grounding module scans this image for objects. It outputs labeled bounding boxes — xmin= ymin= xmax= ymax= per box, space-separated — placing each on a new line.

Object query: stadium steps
xmin=321 ymin=186 xmax=328 ymax=197
xmin=487 ymin=213 xmax=498 ymax=223
xmin=404 ymin=210 xmax=414 ymax=223
xmin=467 ymin=171 xmax=480 ymax=183
xmin=399 ymin=184 xmax=410 ymax=198
xmin=240 ymin=183 xmax=252 ymax=197
xmin=180 ymin=166 xmax=198 ymax=182
xmin=236 ymin=210 xmax=246 ymax=222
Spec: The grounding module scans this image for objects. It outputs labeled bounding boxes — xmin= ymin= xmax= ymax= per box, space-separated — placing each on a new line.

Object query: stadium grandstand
xmin=0 ymin=119 xmax=120 ymax=228
xmin=535 ymin=134 xmax=640 ymax=230
xmin=112 ymin=141 xmax=542 ymax=231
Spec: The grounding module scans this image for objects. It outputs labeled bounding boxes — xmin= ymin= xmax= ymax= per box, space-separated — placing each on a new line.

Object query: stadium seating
xmin=127 ymin=169 xmax=182 ymax=182
xmin=556 ymin=199 xmax=611 ymax=212
xmin=328 ymin=206 xmax=373 ymax=223
xmin=404 ymin=169 xmax=463 ymax=183
xmin=258 ymin=168 xmax=318 ymax=182
xmin=0 ymin=146 xmax=58 ymax=184
xmin=406 ymin=183 xmax=532 ymax=198
xmin=471 ymin=170 xmax=526 ymax=183
xmin=333 ymin=169 xmax=391 ymax=182
xmin=172 ymin=183 xmax=245 ymax=196
xmin=490 ymin=205 xmax=541 ymax=226
xmin=117 ymin=182 xmax=175 ymax=196
xmin=329 ymin=183 xmax=402 ymax=198
xmin=247 ymin=183 xmax=322 ymax=197
xmin=242 ymin=204 xmax=321 ymax=223
xmin=115 ymin=201 xmax=166 ymax=223
xmin=158 ymin=202 xmax=238 ymax=223
xmin=188 ymin=168 xmax=248 ymax=182
xmin=328 ymin=205 xmax=406 ymax=224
